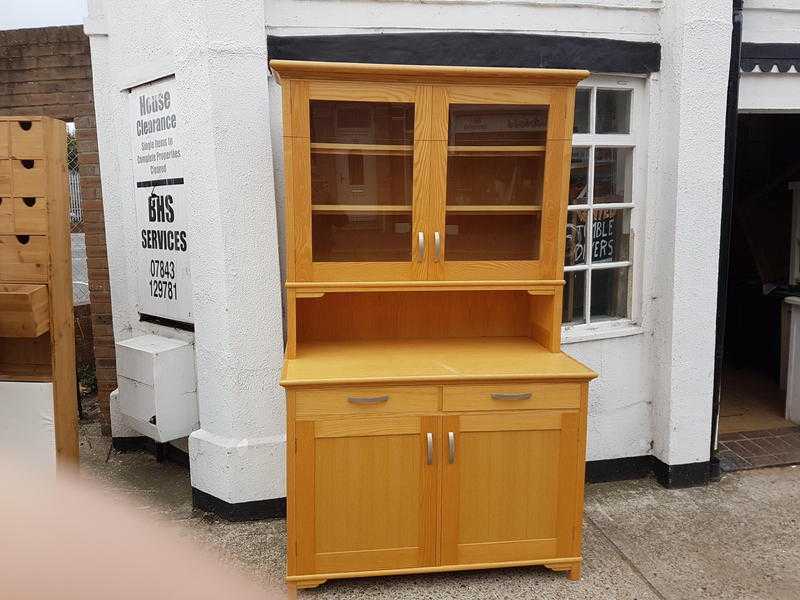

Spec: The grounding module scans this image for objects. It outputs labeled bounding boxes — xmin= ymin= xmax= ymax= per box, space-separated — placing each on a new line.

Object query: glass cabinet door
xmin=290 ymin=82 xmax=570 ymax=283
xmin=445 ymin=103 xmax=547 ymax=262
xmin=439 ymin=87 xmax=568 ymax=281
xmin=308 ymin=99 xmax=415 ymax=267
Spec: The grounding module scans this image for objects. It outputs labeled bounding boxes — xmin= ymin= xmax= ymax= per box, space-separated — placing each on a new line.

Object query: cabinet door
xmin=293 ymin=415 xmax=439 ymax=575
xmin=440 ymin=411 xmax=581 ymax=566
xmin=437 ymin=86 xmax=574 ymax=281
xmin=288 ymin=80 xmax=441 ymax=282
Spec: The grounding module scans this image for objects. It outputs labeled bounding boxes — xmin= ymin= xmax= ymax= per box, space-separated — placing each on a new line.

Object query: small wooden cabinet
xmin=0 ymin=117 xmax=77 ymax=467
xmin=274 ymin=61 xmax=596 ymax=593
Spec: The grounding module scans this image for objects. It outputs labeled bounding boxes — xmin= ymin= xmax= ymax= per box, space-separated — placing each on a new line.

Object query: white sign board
xmin=129 ymin=77 xmax=192 ymax=323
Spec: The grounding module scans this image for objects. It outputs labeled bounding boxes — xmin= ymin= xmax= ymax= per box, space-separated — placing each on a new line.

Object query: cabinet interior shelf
xmin=312 ymin=204 xmax=412 ymax=213
xmin=312 ymin=204 xmax=541 ymax=214
xmin=446 ymin=205 xmax=542 ymax=214
xmin=448 ymin=145 xmax=546 ymax=157
xmin=310 ymin=143 xmax=412 ymax=156
xmin=308 ymin=144 xmax=546 ymax=157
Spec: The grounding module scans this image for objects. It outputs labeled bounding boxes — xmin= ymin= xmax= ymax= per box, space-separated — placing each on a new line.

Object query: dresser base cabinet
xmin=283 ymin=377 xmax=591 ymax=593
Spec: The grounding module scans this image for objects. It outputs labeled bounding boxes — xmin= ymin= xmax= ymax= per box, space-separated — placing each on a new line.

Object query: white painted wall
xmin=86 ymin=0 xmax=285 ymax=504
xmin=743 ymin=1 xmax=800 ymax=44
xmin=740 ymin=2 xmax=800 ymax=114
xmin=88 ymin=0 xmax=749 ymax=508
xmin=264 ymin=0 xmax=662 ymax=41
xmin=740 ymin=73 xmax=800 ymax=113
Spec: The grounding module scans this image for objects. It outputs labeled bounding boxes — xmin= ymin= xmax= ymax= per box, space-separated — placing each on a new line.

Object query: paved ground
xmin=80 ymin=421 xmax=800 ymax=600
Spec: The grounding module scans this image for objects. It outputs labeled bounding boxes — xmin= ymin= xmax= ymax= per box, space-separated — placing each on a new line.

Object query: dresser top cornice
xmin=270 ymin=59 xmax=590 ymax=86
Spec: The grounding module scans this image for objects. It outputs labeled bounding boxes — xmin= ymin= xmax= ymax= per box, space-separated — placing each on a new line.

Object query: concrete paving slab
xmin=586 ymin=467 xmax=800 ymax=600
xmin=79 ymin=423 xmax=800 ymax=599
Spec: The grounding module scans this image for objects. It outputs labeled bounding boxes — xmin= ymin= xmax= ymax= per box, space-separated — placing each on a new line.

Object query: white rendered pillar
xmin=172 ymin=0 xmax=286 ymax=507
xmin=651 ymin=2 xmax=731 ymax=475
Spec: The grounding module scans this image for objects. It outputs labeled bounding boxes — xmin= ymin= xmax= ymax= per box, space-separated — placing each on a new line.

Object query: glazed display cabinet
xmin=273 ymin=60 xmax=596 ymax=594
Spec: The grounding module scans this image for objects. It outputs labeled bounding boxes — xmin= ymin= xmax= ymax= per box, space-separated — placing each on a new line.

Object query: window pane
xmin=574 ymin=88 xmax=591 ymax=134
xmin=312 ymin=212 xmax=412 ymax=262
xmin=311 ymin=153 xmax=412 ymax=206
xmin=569 ymin=147 xmax=589 ymax=205
xmin=310 ymin=101 xmax=414 ymax=262
xmin=590 ymin=267 xmax=629 ymax=320
xmin=445 ymin=104 xmax=547 ymax=261
xmin=593 ymin=147 xmax=632 ymax=204
xmin=445 ymin=214 xmax=541 ymax=261
xmin=590 ymin=208 xmax=631 ymax=263
xmin=310 ymin=101 xmax=413 ymax=144
xmin=562 ymin=270 xmax=586 ymax=324
xmin=448 ymin=104 xmax=548 ymax=146
xmin=447 ymin=154 xmax=544 ymax=206
xmin=595 ymin=89 xmax=631 ymax=134
xmin=565 ymin=210 xmax=588 ymax=266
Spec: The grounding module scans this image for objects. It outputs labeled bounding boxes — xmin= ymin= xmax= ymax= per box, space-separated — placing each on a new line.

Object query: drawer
xmin=443 ymin=382 xmax=581 ymax=412
xmin=12 ymin=197 xmax=48 ymax=234
xmin=10 ymin=120 xmax=45 ymax=158
xmin=0 ymin=283 xmax=49 ymax=337
xmin=0 ymin=197 xmax=11 ymax=234
xmin=0 ymin=124 xmax=8 ymax=158
xmin=295 ymin=385 xmax=439 ymax=417
xmin=12 ymin=160 xmax=46 ymax=197
xmin=0 ymin=197 xmax=47 ymax=235
xmin=0 ymin=235 xmax=49 ymax=282
xmin=0 ymin=160 xmax=10 ymax=196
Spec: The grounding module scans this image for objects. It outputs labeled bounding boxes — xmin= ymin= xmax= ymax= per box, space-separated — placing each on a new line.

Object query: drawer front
xmin=295 ymin=385 xmax=439 ymax=417
xmin=0 ymin=160 xmax=10 ymax=196
xmin=0 ymin=283 xmax=50 ymax=338
xmin=12 ymin=160 xmax=46 ymax=197
xmin=0 ymin=198 xmax=47 ymax=235
xmin=12 ymin=197 xmax=48 ymax=235
xmin=0 ymin=197 xmax=11 ymax=234
xmin=0 ymin=235 xmax=49 ymax=282
xmin=443 ymin=382 xmax=581 ymax=412
xmin=10 ymin=120 xmax=45 ymax=158
xmin=0 ymin=123 xmax=8 ymax=157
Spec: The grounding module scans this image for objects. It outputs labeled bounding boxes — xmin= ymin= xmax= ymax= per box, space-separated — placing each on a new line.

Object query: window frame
xmin=562 ymin=74 xmax=648 ymax=341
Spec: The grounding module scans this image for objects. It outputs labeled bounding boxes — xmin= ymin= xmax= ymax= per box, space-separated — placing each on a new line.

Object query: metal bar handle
xmin=417 ymin=231 xmax=425 ymax=261
xmin=434 ymin=231 xmax=441 ymax=262
xmin=491 ymin=392 xmax=532 ymax=401
xmin=347 ymin=394 xmax=389 ymax=405
xmin=426 ymin=432 xmax=433 ymax=465
xmin=448 ymin=431 xmax=455 ymax=464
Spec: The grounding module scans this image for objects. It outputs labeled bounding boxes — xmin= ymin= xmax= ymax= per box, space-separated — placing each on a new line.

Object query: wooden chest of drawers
xmin=0 ymin=116 xmax=77 ymax=468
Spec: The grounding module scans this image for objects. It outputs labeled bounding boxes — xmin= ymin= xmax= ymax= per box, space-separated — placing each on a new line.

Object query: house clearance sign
xmin=129 ymin=77 xmax=192 ymax=323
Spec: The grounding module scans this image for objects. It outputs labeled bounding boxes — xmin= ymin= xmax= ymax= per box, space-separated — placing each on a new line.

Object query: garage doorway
xmin=717 ymin=114 xmax=800 ymax=470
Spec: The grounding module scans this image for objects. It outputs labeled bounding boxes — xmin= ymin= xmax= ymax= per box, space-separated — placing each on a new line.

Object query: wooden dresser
xmin=272 ymin=60 xmax=596 ymax=594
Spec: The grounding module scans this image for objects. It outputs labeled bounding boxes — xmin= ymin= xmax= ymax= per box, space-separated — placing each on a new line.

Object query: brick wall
xmin=74 ymin=303 xmax=95 ymax=370
xmin=0 ymin=26 xmax=115 ymax=434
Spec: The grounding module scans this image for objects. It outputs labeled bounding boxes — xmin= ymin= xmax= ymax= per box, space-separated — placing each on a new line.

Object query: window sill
xmin=561 ymin=320 xmax=645 ymax=345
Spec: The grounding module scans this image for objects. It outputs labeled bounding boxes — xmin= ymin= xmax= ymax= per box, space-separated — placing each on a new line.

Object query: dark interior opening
xmin=719 ymin=114 xmax=800 ymax=437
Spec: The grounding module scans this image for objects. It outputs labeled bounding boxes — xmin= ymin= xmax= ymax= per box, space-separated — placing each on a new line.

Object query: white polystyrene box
xmin=0 ymin=382 xmax=56 ymax=475
xmin=116 ymin=335 xmax=198 ymax=442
